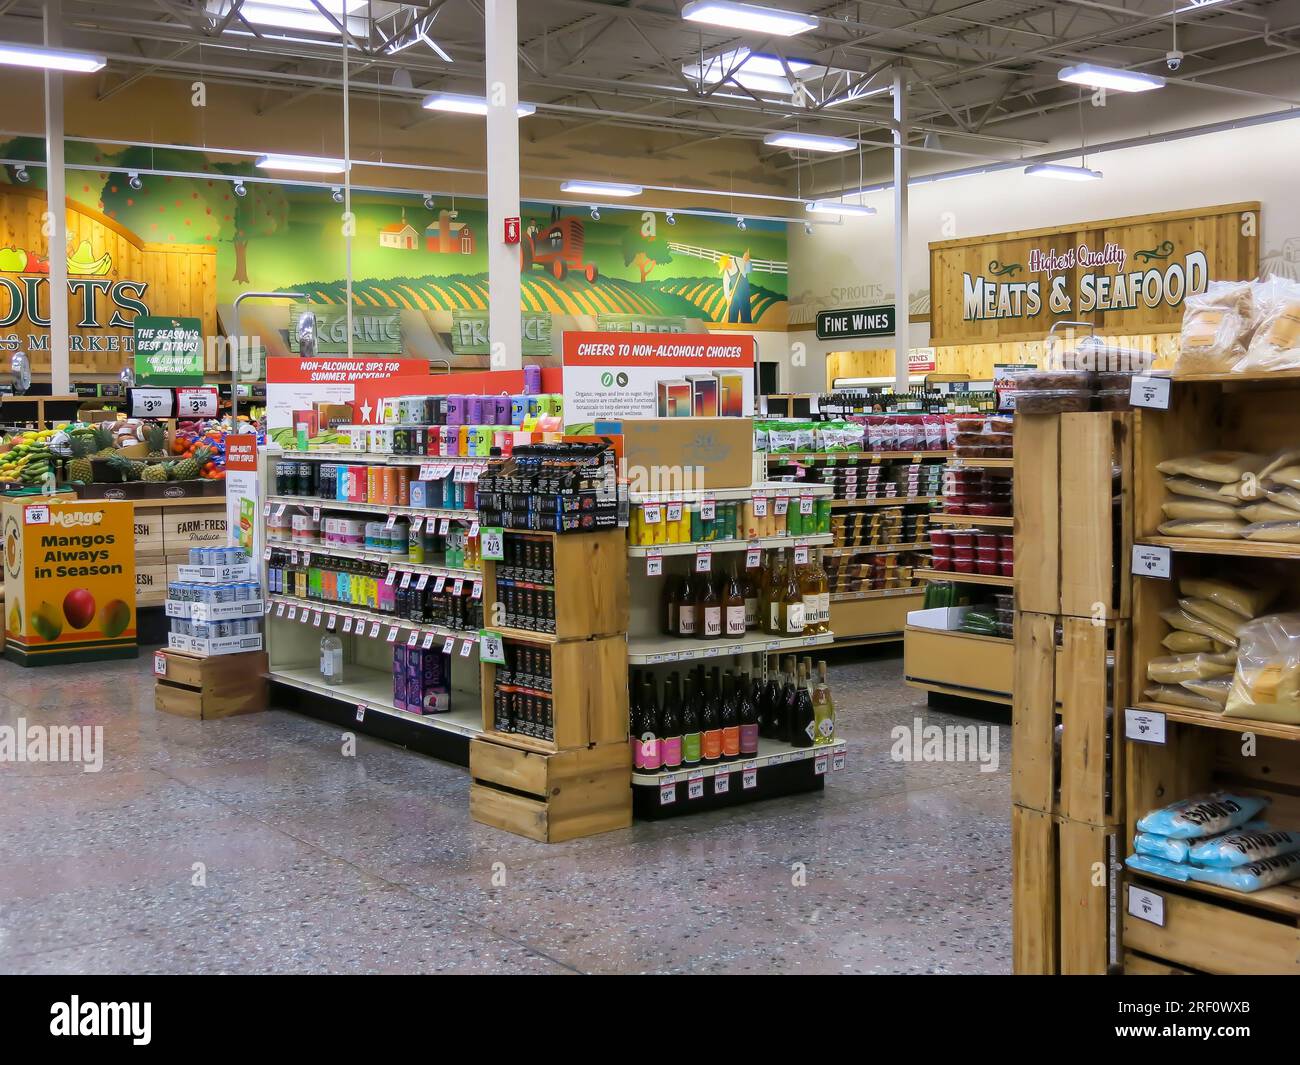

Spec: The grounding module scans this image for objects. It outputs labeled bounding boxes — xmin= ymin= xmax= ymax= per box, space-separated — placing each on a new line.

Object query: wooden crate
xmin=136 ymin=562 xmax=168 ymax=606
xmin=484 ymin=528 xmax=628 ymax=640
xmin=830 ymin=589 xmax=923 ymax=643
xmin=469 ymin=735 xmax=632 ymax=843
xmin=903 ymin=624 xmax=1013 ymax=703
xmin=133 ymin=505 xmax=165 ymax=557
xmin=152 ymin=647 xmax=268 ymax=720
xmin=1012 ymin=612 xmax=1127 ymax=826
xmin=1015 ymin=411 xmax=1133 ymax=620
xmin=163 ymin=506 xmax=228 ymax=554
xmin=480 ymin=632 xmax=628 ymax=753
xmin=1012 ymin=805 xmax=1119 ymax=975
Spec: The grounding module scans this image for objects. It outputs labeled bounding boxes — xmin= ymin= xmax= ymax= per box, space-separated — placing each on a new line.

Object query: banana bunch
xmin=0 ymin=428 xmax=55 ymax=486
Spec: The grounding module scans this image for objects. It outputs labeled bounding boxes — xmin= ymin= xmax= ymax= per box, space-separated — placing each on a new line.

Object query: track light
xmin=665 ymin=211 xmax=676 ymax=226
xmin=331 ymin=186 xmax=344 ymax=203
xmin=804 ymin=223 xmax=813 ymax=236
xmin=423 ymin=194 xmax=435 ymax=210
xmin=127 ymin=171 xmax=142 ymax=191
xmin=590 ymin=206 xmax=601 ymax=221
xmin=13 ymin=166 xmax=28 ymax=183
xmin=233 ymin=181 xmax=247 ymax=198
xmin=737 ymin=217 xmax=747 ymax=231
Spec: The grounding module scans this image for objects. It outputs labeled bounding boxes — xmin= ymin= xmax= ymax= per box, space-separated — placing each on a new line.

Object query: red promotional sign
xmin=224 ymin=434 xmax=258 ymax=472
xmin=266 ymin=357 xmax=430 ymax=384
xmin=504 ymin=217 xmax=521 ymax=244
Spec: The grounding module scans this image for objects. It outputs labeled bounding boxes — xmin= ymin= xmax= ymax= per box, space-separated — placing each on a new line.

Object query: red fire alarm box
xmin=504 ymin=216 xmax=521 ymax=244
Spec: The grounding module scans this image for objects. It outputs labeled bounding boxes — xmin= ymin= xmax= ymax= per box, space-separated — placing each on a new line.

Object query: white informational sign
xmin=224 ymin=435 xmax=261 ymax=562
xmin=561 ymin=331 xmax=756 ymax=425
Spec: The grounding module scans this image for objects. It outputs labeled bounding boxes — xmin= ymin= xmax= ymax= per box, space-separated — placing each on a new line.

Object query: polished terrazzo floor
xmin=0 ymin=648 xmax=1012 ymax=974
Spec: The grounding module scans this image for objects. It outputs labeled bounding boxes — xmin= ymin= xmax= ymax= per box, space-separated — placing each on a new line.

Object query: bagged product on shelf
xmin=1186 ymin=850 xmax=1300 ymax=892
xmin=1218 ymin=477 xmax=1267 ymax=502
xmin=1136 ymin=821 xmax=1271 ymax=864
xmin=1162 ymin=604 xmax=1239 ymax=647
xmin=1259 ymin=447 xmax=1300 ymax=482
xmin=1180 ymin=675 xmax=1233 ymax=707
xmin=1137 ymin=792 xmax=1269 ymax=839
xmin=1240 ymin=501 xmax=1300 ymax=523
xmin=1164 ymin=474 xmax=1240 ymax=502
xmin=1223 ymin=611 xmax=1300 ymax=724
xmin=1161 ymin=498 xmax=1241 ymax=521
xmin=1189 ymin=827 xmax=1300 ymax=868
xmin=1174 ymin=280 xmax=1256 ymax=375
xmin=1179 ymin=576 xmax=1276 ymax=619
xmin=1143 ymin=683 xmax=1224 ymax=712
xmin=1242 ymin=519 xmax=1300 ymax=544
xmin=1264 ymin=465 xmax=1300 ymax=491
xmin=1162 ymin=630 xmax=1221 ymax=653
xmin=1182 ymin=597 xmax=1254 ymax=637
xmin=1264 ymin=484 xmax=1300 ymax=512
xmin=1156 ymin=451 xmax=1267 ymax=484
xmin=1157 ymin=517 xmax=1248 ymax=539
xmin=1125 ymin=852 xmax=1192 ymax=881
xmin=1234 ymin=276 xmax=1300 ymax=374
xmin=1146 ymin=652 xmax=1237 ymax=683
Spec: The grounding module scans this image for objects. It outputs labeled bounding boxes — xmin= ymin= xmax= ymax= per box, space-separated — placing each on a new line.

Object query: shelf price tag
xmin=658 ymin=782 xmax=676 ymax=806
xmin=814 ymin=753 xmax=829 ymax=776
xmin=642 ymin=502 xmax=662 ymax=525
xmin=286 ymin=605 xmax=296 ymax=621
xmin=773 ymin=495 xmax=789 ymax=516
xmin=312 ymin=611 xmax=322 ymax=627
xmin=311 ymin=506 xmax=320 ymax=523
xmin=1129 ymin=375 xmax=1171 ymax=411
xmin=400 ymin=571 xmax=412 ymax=589
xmin=422 ymin=631 xmax=436 ymax=650
xmin=262 ymin=547 xmax=271 ymax=562
xmin=1126 ymin=884 xmax=1166 ymax=927
xmin=341 ymin=616 xmax=353 ymax=633
xmin=745 ymin=543 xmax=762 ymax=569
xmin=175 ymin=386 xmax=218 ymax=418
xmin=1124 ymin=706 xmax=1167 ymax=745
xmin=832 ymin=748 xmax=846 ymax=772
xmin=799 ymin=494 xmax=814 ymax=516
xmin=418 ymin=462 xmax=437 ymax=481
xmin=452 ymin=579 xmax=464 ymax=597
xmin=410 ymin=517 xmax=423 ymax=534
xmin=479 ymin=526 xmax=507 ymax=562
xmin=713 ymin=772 xmax=730 ymax=795
xmin=290 ymin=550 xmax=300 ymax=566
xmin=751 ymin=495 xmax=768 ymax=518
xmin=326 ymin=613 xmax=337 ymax=629
xmin=742 ymin=766 xmax=758 ymax=790
xmin=459 ymin=638 xmax=476 ymax=657
xmin=416 ymin=573 xmax=429 ymax=590
xmin=645 ymin=550 xmax=663 ymax=577
xmin=479 ymin=630 xmax=507 ymax=665
xmin=368 ymin=621 xmax=381 ymax=638
xmin=386 ymin=626 xmax=400 ymax=643
xmin=129 ymin=386 xmax=175 ymax=419
xmin=384 ymin=570 xmax=397 ymax=587
xmin=687 ymin=774 xmax=705 ymax=800
xmin=407 ymin=630 xmax=420 ymax=648
xmin=385 ymin=513 xmax=397 ymax=531
xmin=442 ymin=636 xmax=456 ymax=655
xmin=433 ymin=575 xmax=447 ymax=593
xmin=794 ymin=544 xmax=810 ymax=565
xmin=153 ymin=651 xmax=167 ymax=676
xmin=471 ymin=580 xmax=483 ymax=600
xmin=700 ymin=496 xmax=716 ymax=521
xmin=694 ymin=546 xmax=712 ymax=573
xmin=468 ymin=521 xmax=480 ymax=539
xmin=355 ymin=704 xmax=366 ymax=723
xmin=299 ymin=609 xmax=311 ymax=625
xmin=666 ymin=501 xmax=683 ymax=524
xmin=1131 ymin=544 xmax=1172 ymax=580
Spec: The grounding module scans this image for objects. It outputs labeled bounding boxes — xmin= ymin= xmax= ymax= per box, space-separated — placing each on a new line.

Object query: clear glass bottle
xmin=319 ymin=621 xmax=345 ymax=684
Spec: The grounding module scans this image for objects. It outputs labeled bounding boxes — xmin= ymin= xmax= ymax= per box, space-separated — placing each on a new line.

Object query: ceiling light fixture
xmin=806 ymin=200 xmax=876 ymax=217
xmin=683 ymin=48 xmax=818 ymax=96
xmin=665 ymin=211 xmax=676 ymax=225
xmin=422 ymin=92 xmax=536 ymax=118
xmin=763 ymin=131 xmax=856 ymax=153
xmin=13 ymin=166 xmax=28 ymax=183
xmin=233 ymin=181 xmax=247 ymax=198
xmin=331 ymin=186 xmax=344 ymax=203
xmin=561 ymin=180 xmax=642 ymax=198
xmin=127 ymin=172 xmax=142 ymax=191
xmin=0 ymin=42 xmax=106 ymax=73
xmin=1057 ymin=63 xmax=1165 ymax=93
xmin=590 ymin=206 xmax=601 ymax=221
xmin=235 ymin=0 xmax=367 ymax=36
xmin=255 ymin=153 xmax=348 ymax=174
xmin=1024 ymin=162 xmax=1103 ymax=181
xmin=737 ymin=217 xmax=747 ymax=230
xmin=682 ymin=1 xmax=819 ymax=36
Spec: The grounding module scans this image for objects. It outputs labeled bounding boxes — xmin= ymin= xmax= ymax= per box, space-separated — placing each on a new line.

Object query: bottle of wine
xmin=780 ymin=559 xmax=806 ymax=637
xmin=698 ymin=568 xmax=722 ymax=640
xmin=681 ymin=671 xmax=702 ymax=768
xmin=676 ymin=571 xmax=697 ymax=638
xmin=743 ymin=565 xmax=760 ymax=630
xmin=630 ymin=669 xmax=645 ymax=770
xmin=791 ymin=659 xmax=816 ymax=748
xmin=738 ymin=669 xmax=760 ymax=758
xmin=724 ymin=562 xmax=747 ymax=638
xmin=720 ymin=670 xmax=741 ymax=760
xmin=779 ymin=657 xmax=799 ymax=745
xmin=760 ymin=661 xmax=782 ymax=739
xmin=660 ymin=672 xmax=683 ymax=771
xmin=765 ymin=551 xmax=785 ymax=635
xmin=812 ymin=659 xmax=834 ymax=744
xmin=660 ymin=576 xmax=679 ymax=636
xmin=639 ymin=676 xmax=662 ymax=771
xmin=701 ymin=667 xmax=723 ymax=763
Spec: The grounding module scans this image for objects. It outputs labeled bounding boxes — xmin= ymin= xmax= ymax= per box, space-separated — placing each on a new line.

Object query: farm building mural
xmin=0 ymin=140 xmax=788 ymax=328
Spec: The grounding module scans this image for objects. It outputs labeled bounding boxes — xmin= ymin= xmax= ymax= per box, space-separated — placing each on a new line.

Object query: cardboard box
xmin=316 ymin=402 xmax=354 ymax=428
xmin=600 ymin=417 xmax=753 ymax=491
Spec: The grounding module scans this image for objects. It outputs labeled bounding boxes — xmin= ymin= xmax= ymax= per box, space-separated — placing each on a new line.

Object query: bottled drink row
xmin=269 ymin=508 xmax=480 ymax=569
xmin=267 ymin=549 xmax=483 ymax=632
xmin=632 ymin=656 xmax=835 ymax=772
xmin=657 ymin=549 xmax=830 ymax=640
xmin=494 ymin=535 xmax=555 ymax=584
xmin=272 ymin=458 xmax=476 ymax=511
xmin=492 ymin=644 xmax=554 ymax=742
xmin=628 ymin=496 xmax=832 ymax=545
xmin=815 ymin=388 xmax=998 ymax=417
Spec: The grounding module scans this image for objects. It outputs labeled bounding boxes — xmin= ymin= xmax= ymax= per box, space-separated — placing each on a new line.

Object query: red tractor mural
xmin=521 ymin=207 xmax=599 ymax=282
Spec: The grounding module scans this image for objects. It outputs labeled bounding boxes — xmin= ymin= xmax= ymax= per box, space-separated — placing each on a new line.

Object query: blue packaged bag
xmin=1189 ymin=828 xmax=1300 ymax=868
xmin=1186 ymin=850 xmax=1300 ymax=892
xmin=1135 ymin=820 xmax=1270 ymax=863
xmin=1124 ymin=853 xmax=1192 ymax=881
xmin=1135 ymin=792 xmax=1268 ymax=839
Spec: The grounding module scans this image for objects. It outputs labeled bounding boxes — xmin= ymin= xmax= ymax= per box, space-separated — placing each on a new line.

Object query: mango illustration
xmin=62 ymin=588 xmax=96 ymax=630
xmin=7 ymin=601 xmax=20 ymax=633
xmin=31 ymin=601 xmax=62 ymax=641
xmin=99 ymin=599 xmax=131 ymax=639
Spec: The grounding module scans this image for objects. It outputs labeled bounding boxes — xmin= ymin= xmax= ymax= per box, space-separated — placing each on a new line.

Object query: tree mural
xmin=213 ymin=163 xmax=289 ymax=285
xmin=620 ymin=226 xmax=673 ymax=282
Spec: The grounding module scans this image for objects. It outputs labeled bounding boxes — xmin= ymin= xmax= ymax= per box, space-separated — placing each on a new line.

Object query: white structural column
xmin=484 ymin=0 xmax=523 ymax=369
xmin=45 ymin=0 xmax=70 ymax=394
xmin=892 ymin=66 xmax=909 ymax=391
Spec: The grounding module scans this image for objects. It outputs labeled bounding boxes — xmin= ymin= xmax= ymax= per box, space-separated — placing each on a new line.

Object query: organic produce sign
xmin=133 ymin=316 xmax=205 ymax=385
xmin=3 ymin=497 xmax=137 ymax=665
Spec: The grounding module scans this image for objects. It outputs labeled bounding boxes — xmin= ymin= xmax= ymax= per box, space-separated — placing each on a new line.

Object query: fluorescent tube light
xmin=256 ymin=154 xmax=348 ymax=174
xmin=1024 ymin=163 xmax=1103 ymax=181
xmin=422 ymin=92 xmax=536 ymax=117
xmin=560 ymin=180 xmax=643 ymax=198
xmin=0 ymin=43 xmax=106 ymax=73
xmin=682 ymin=2 xmax=819 ymax=36
xmin=806 ymin=200 xmax=876 ymax=217
xmin=237 ymin=0 xmax=366 ymax=35
xmin=764 ymin=131 xmax=856 ymax=153
xmin=1058 ymin=63 xmax=1165 ymax=93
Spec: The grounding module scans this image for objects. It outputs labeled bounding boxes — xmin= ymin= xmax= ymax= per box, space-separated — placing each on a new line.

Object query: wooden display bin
xmin=480 ymin=631 xmax=628 ymax=752
xmin=1015 ymin=410 xmax=1133 ymax=620
xmin=484 ymin=528 xmax=628 ymax=641
xmin=153 ymin=647 xmax=269 ymax=720
xmin=904 ymin=624 xmax=1013 ymax=703
xmin=469 ymin=735 xmax=632 ymax=843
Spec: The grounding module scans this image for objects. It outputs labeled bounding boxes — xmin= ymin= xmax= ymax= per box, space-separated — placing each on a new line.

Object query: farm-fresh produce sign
xmin=133 ymin=316 xmax=204 ymax=384
xmin=2 ymin=497 xmax=137 ymax=665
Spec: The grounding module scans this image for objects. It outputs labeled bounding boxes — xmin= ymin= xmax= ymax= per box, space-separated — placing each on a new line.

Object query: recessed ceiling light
xmin=764 ymin=131 xmax=856 ymax=153
xmin=255 ymin=153 xmax=348 ymax=174
xmin=422 ymin=92 xmax=536 ymax=118
xmin=560 ymin=180 xmax=643 ymax=198
xmin=1057 ymin=63 xmax=1165 ymax=93
xmin=806 ymin=200 xmax=876 ymax=217
xmin=0 ymin=43 xmax=106 ymax=73
xmin=682 ymin=1 xmax=819 ymax=36
xmin=1024 ymin=163 xmax=1103 ymax=181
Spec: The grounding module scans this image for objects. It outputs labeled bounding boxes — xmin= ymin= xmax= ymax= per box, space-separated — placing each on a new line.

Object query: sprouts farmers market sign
xmin=928 ymin=202 xmax=1260 ymax=345
xmin=0 ymin=276 xmax=152 ymax=354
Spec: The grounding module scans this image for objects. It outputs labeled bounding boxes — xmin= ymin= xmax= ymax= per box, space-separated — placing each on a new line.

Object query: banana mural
xmin=0 ymin=238 xmax=112 ymax=276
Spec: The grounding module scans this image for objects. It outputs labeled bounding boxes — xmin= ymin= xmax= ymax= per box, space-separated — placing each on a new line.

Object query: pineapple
xmin=91 ymin=425 xmax=117 ymax=458
xmin=142 ymin=461 xmax=169 ymax=483
xmin=106 ymin=453 xmax=142 ymax=482
xmin=68 ymin=436 xmax=94 ymax=484
xmin=171 ymin=445 xmax=210 ymax=481
xmin=143 ymin=423 xmax=168 ymax=459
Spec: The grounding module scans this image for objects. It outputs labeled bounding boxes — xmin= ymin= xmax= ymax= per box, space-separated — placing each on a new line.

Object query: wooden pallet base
xmin=469 ymin=736 xmax=632 ymax=843
xmin=154 ymin=648 xmax=268 ymax=720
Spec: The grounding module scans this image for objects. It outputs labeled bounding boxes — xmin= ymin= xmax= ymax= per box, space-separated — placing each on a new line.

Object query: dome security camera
xmin=127 ymin=171 xmax=142 ymax=191
xmin=1166 ymin=50 xmax=1184 ymax=71
xmin=233 ymin=181 xmax=247 ymax=197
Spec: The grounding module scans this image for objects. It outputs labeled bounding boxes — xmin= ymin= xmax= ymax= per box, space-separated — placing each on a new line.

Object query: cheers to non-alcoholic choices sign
xmin=928 ymin=202 xmax=1260 ymax=345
